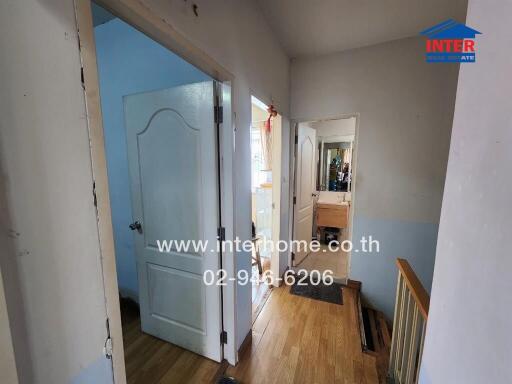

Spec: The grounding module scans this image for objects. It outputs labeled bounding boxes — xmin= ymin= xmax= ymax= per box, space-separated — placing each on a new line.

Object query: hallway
xmin=121 ymin=284 xmax=378 ymax=383
xmin=227 ymin=285 xmax=378 ymax=383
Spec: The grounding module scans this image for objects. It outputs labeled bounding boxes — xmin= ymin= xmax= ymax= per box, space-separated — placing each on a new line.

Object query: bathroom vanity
xmin=315 ymin=191 xmax=350 ymax=230
xmin=316 ymin=202 xmax=349 ymax=229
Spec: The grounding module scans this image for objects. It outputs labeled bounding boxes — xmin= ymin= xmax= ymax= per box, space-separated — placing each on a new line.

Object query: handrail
xmin=395 ymin=259 xmax=429 ymax=319
xmin=388 ymin=258 xmax=430 ymax=384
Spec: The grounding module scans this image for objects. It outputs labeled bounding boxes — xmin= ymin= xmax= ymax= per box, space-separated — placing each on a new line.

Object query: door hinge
xmin=295 ymin=135 xmax=298 ymax=144
xmin=80 ymin=66 xmax=85 ymax=89
xmin=103 ymin=318 xmax=113 ymax=359
xmin=214 ymin=105 xmax=223 ymax=124
xmin=217 ymin=227 xmax=226 ymax=242
xmin=220 ymin=330 xmax=228 ymax=344
xmin=293 ymin=196 xmax=296 ymax=205
xmin=93 ymin=182 xmax=98 ymax=208
xmin=104 ymin=337 xmax=113 ymax=359
xmin=291 ymin=252 xmax=295 ymax=261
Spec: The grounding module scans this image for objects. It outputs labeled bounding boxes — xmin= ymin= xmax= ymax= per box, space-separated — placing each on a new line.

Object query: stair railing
xmin=388 ymin=258 xmax=430 ymax=384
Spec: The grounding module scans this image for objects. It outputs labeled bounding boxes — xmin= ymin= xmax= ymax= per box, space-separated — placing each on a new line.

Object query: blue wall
xmin=351 ymin=215 xmax=439 ymax=319
xmin=94 ymin=17 xmax=210 ymax=301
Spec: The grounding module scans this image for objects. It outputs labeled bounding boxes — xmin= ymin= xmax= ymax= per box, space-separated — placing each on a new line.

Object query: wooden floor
xmin=121 ymin=285 xmax=379 ymax=384
xmin=120 ymin=300 xmax=227 ymax=384
xmin=226 ymin=285 xmax=379 ymax=384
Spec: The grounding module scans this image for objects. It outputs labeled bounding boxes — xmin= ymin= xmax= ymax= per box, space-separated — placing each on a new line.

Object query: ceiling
xmin=255 ymin=0 xmax=467 ymax=58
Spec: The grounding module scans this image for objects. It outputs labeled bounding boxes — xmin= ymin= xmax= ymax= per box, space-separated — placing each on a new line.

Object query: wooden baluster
xmin=405 ymin=305 xmax=420 ymax=384
xmin=414 ymin=321 xmax=427 ymax=382
xmin=395 ymin=278 xmax=408 ymax=379
xmin=389 ymin=259 xmax=430 ymax=384
xmin=399 ymin=291 xmax=414 ymax=383
xmin=389 ymin=272 xmax=403 ymax=380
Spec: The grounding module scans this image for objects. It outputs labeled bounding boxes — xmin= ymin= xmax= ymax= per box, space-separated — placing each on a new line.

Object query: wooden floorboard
xmin=226 ymin=285 xmax=379 ymax=384
xmin=121 ymin=284 xmax=379 ymax=384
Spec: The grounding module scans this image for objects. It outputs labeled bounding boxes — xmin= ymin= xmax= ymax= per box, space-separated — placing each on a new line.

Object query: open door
xmin=124 ymin=81 xmax=222 ymax=362
xmin=293 ymin=124 xmax=316 ymax=266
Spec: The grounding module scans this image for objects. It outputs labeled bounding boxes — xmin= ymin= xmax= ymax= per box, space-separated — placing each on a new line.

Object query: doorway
xmin=77 ymin=1 xmax=237 ymax=381
xmin=250 ymin=96 xmax=282 ymax=322
xmin=92 ymin=0 xmax=223 ymax=365
xmin=291 ymin=117 xmax=358 ymax=283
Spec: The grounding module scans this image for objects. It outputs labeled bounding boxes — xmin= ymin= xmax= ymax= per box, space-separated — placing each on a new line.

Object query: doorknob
xmin=129 ymin=221 xmax=142 ymax=233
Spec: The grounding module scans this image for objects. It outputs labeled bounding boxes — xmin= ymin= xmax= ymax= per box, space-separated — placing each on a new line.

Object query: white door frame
xmin=288 ymin=114 xmax=360 ymax=276
xmin=74 ymin=1 xmax=238 ymax=382
xmin=271 ymin=114 xmax=282 ymax=285
xmin=250 ymin=92 xmax=284 ymax=286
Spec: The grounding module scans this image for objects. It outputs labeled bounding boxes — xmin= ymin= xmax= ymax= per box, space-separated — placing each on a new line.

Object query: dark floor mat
xmin=217 ymin=377 xmax=239 ymax=384
xmin=289 ymin=275 xmax=343 ymax=305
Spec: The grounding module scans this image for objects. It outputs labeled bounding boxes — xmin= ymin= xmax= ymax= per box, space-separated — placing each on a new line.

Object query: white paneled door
xmin=293 ymin=124 xmax=316 ymax=266
xmin=124 ymin=82 xmax=222 ymax=362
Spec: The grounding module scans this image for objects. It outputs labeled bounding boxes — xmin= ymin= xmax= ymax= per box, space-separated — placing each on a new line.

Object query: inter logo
xmin=420 ymin=19 xmax=482 ymax=63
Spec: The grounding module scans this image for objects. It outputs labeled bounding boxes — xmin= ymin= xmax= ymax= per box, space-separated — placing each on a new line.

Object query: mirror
xmin=317 ymin=140 xmax=353 ymax=192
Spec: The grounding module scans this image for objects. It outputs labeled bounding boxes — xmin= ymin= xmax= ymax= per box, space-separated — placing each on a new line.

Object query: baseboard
xmin=346 ymin=279 xmax=362 ymax=291
xmin=119 ymin=294 xmax=139 ymax=308
xmin=334 ymin=276 xmax=348 ymax=285
xmin=274 ymin=266 xmax=291 ymax=287
xmin=236 ymin=330 xmax=253 ymax=362
xmin=119 ymin=288 xmax=139 ymax=304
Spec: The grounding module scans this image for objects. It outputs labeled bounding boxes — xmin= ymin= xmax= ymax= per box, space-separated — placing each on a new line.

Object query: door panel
xmin=124 ymin=82 xmax=222 ymax=362
xmin=137 ymin=110 xmax=201 ymax=250
xmin=293 ymin=124 xmax=316 ymax=265
xmin=147 ymin=263 xmax=204 ymax=331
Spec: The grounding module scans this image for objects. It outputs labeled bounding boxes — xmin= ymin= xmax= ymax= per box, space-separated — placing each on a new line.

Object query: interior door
xmin=124 ymin=82 xmax=222 ymax=362
xmin=293 ymin=124 xmax=316 ymax=266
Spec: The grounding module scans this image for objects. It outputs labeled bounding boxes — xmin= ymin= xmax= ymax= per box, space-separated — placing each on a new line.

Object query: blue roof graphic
xmin=420 ymin=19 xmax=482 ymax=39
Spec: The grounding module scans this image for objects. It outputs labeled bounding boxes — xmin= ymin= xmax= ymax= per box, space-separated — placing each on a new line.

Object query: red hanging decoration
xmin=260 ymin=103 xmax=277 ymax=171
xmin=264 ymin=104 xmax=278 ymax=133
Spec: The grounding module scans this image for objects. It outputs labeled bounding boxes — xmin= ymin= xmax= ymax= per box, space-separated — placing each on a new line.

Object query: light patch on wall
xmin=71 ymin=356 xmax=112 ymax=384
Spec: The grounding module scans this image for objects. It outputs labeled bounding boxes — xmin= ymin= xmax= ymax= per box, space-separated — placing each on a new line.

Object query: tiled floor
xmin=293 ymin=230 xmax=349 ymax=282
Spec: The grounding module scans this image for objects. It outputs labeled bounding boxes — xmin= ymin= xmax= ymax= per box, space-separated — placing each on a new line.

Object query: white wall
xmin=291 ymin=37 xmax=460 ymax=318
xmin=420 ymin=1 xmax=512 ymax=383
xmin=0 ymin=1 xmax=114 ymax=383
xmin=0 ymin=0 xmax=289 ymax=382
